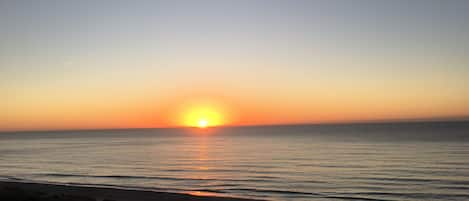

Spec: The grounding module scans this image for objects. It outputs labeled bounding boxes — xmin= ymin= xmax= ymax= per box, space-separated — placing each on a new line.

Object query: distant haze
xmin=1 ymin=0 xmax=469 ymax=131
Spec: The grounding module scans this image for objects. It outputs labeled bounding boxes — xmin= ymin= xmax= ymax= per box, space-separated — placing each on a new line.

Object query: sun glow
xmin=172 ymin=97 xmax=236 ymax=128
xmin=181 ymin=104 xmax=225 ymax=128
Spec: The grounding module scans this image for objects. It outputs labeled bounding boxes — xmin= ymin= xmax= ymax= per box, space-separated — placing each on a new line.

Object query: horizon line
xmin=1 ymin=116 xmax=468 ymax=134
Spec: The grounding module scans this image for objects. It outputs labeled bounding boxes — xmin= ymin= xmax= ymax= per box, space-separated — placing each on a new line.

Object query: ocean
xmin=1 ymin=121 xmax=468 ymax=201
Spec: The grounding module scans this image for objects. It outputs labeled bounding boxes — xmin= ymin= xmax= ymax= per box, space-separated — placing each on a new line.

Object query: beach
xmin=0 ymin=180 xmax=260 ymax=201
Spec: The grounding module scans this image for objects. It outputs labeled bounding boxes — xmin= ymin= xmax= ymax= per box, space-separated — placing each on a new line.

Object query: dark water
xmin=1 ymin=121 xmax=469 ymax=201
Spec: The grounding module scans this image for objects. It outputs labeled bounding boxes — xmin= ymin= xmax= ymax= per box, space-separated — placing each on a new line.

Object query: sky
xmin=1 ymin=0 xmax=469 ymax=131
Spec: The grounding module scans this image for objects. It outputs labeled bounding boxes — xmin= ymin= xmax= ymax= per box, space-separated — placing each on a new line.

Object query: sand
xmin=0 ymin=180 xmax=262 ymax=201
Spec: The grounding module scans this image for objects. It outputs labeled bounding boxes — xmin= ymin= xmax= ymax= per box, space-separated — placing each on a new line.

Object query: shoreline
xmin=0 ymin=180 xmax=263 ymax=201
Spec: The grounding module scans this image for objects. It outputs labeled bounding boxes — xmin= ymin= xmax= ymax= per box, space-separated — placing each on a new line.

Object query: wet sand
xmin=0 ymin=181 xmax=262 ymax=201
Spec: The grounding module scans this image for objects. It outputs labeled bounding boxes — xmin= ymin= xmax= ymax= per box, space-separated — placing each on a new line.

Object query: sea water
xmin=1 ymin=121 xmax=468 ymax=201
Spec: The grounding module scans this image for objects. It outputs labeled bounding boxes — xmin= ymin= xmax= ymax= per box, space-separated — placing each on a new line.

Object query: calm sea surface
xmin=1 ymin=121 xmax=469 ymax=201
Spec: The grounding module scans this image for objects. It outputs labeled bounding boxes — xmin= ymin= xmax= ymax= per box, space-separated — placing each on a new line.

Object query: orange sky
xmin=1 ymin=1 xmax=469 ymax=131
xmin=2 ymin=85 xmax=468 ymax=131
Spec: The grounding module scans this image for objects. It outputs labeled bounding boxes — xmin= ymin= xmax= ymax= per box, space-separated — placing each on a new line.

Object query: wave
xmin=326 ymin=195 xmax=396 ymax=201
xmin=356 ymin=193 xmax=469 ymax=201
xmin=344 ymin=176 xmax=451 ymax=184
xmin=224 ymin=188 xmax=401 ymax=201
xmin=41 ymin=173 xmax=218 ymax=181
xmin=38 ymin=173 xmax=275 ymax=183
xmin=224 ymin=188 xmax=322 ymax=196
xmin=0 ymin=176 xmax=192 ymax=195
xmin=2 ymin=175 xmax=318 ymax=199
xmin=4 ymin=174 xmax=469 ymax=201
xmin=0 ymin=175 xmax=26 ymax=181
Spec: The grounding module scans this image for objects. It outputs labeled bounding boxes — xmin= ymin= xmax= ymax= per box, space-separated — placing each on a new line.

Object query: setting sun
xmin=178 ymin=101 xmax=227 ymax=128
xmin=197 ymin=119 xmax=208 ymax=128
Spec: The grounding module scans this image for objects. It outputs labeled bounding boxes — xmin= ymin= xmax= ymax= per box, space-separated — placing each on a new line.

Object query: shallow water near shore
xmin=1 ymin=121 xmax=469 ymax=201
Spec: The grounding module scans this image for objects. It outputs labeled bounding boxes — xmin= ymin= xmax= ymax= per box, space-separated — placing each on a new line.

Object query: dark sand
xmin=0 ymin=181 xmax=262 ymax=201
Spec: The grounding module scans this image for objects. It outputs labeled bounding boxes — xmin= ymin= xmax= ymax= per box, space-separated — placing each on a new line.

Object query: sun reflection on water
xmin=188 ymin=191 xmax=219 ymax=197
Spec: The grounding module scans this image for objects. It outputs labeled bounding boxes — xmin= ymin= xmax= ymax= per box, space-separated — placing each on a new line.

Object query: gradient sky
xmin=1 ymin=0 xmax=469 ymax=131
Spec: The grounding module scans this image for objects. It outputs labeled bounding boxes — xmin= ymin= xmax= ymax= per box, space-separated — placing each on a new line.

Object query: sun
xmin=198 ymin=119 xmax=208 ymax=128
xmin=180 ymin=103 xmax=225 ymax=128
